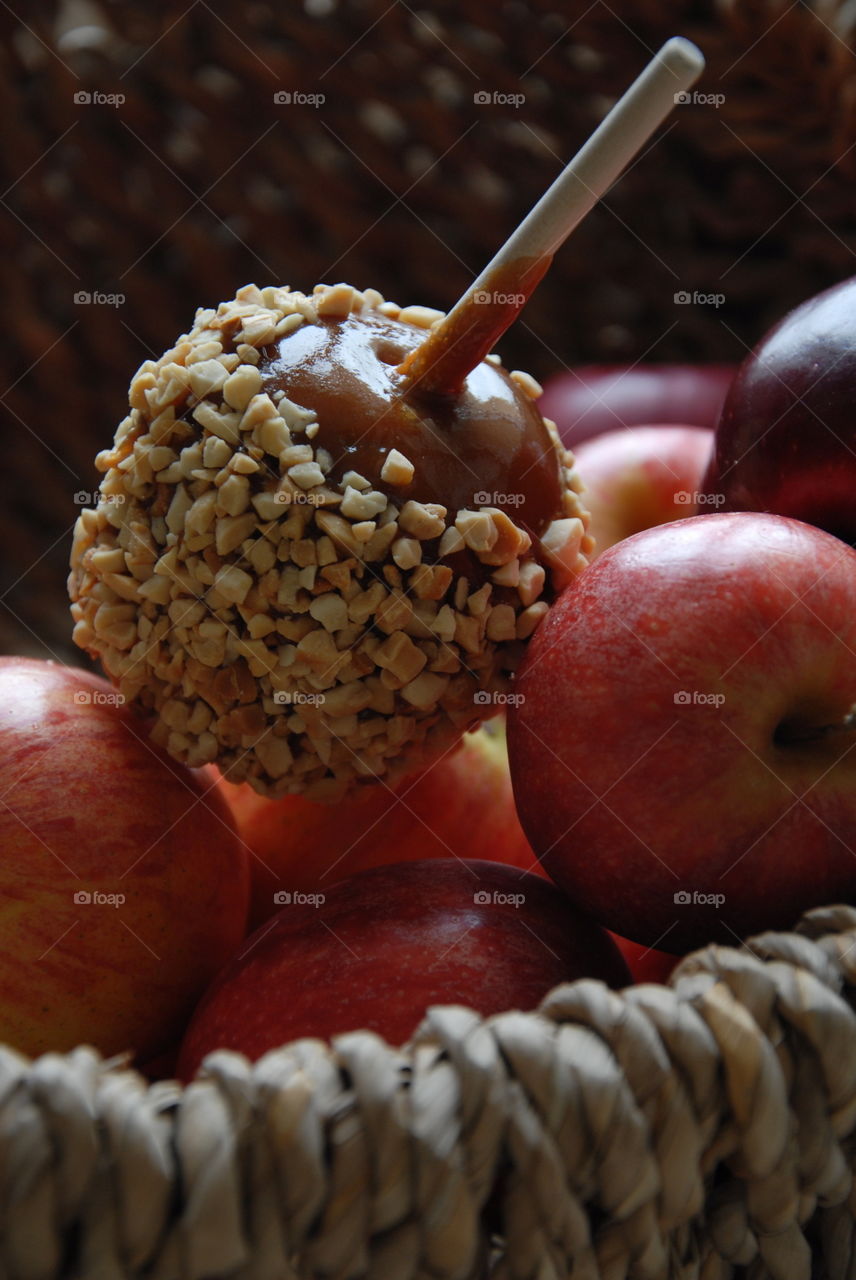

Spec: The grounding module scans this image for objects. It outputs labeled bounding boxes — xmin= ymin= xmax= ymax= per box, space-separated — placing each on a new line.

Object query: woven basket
xmin=2 ymin=0 xmax=856 ymax=659
xmin=3 ymin=7 xmax=856 ymax=1275
xmin=5 ymin=905 xmax=856 ymax=1279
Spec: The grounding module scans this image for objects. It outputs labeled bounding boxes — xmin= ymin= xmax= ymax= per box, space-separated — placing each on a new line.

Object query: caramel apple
xmin=69 ymin=283 xmax=588 ymax=800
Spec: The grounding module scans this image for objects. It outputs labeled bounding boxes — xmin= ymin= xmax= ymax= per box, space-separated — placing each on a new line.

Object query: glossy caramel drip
xmin=397 ymin=254 xmax=553 ymax=397
xmin=258 ymin=309 xmax=564 ymax=542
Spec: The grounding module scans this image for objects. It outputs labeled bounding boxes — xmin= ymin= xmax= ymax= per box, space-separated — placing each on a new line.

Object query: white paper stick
xmin=400 ymin=37 xmax=705 ymax=394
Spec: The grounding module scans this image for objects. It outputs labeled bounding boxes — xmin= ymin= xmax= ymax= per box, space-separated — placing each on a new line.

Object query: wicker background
xmin=2 ymin=0 xmax=855 ymax=663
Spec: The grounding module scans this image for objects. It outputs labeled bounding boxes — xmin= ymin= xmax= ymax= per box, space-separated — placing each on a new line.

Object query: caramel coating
xmin=260 ymin=307 xmax=564 ymax=544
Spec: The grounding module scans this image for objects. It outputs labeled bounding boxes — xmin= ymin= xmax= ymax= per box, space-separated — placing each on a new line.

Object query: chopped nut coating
xmin=68 ymin=281 xmax=588 ymax=800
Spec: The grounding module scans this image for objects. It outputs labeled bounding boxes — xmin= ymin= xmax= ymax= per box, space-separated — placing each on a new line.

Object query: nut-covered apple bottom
xmin=69 ymin=283 xmax=590 ymax=801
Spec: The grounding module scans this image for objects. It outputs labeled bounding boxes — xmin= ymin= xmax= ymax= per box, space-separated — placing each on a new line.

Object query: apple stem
xmin=396 ymin=36 xmax=705 ymax=398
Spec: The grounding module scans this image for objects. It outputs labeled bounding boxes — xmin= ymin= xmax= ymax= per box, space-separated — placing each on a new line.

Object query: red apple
xmin=575 ymin=425 xmax=714 ymax=555
xmin=507 ymin=513 xmax=856 ymax=952
xmin=218 ymin=716 xmax=545 ymax=931
xmin=177 ymin=859 xmax=630 ymax=1078
xmin=540 ymin=364 xmax=734 ymax=447
xmin=609 ymin=934 xmax=679 ymax=985
xmin=702 ymin=277 xmax=856 ymax=543
xmin=0 ymin=658 xmax=250 ymax=1060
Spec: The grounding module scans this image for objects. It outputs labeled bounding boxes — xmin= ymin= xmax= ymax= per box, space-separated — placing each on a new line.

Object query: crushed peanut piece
xmin=397 ymin=305 xmax=445 ymax=328
xmin=540 ymin=518 xmax=586 ymax=590
xmin=341 ymin=487 xmax=388 ymax=520
xmin=509 ymin=370 xmax=543 ymax=400
xmin=399 ymin=501 xmax=446 ymax=540
xmin=380 ymin=449 xmax=415 ymax=486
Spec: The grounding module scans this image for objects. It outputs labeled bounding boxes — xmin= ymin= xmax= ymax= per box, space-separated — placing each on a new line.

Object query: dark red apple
xmin=703 ymin=277 xmax=856 ymax=543
xmin=540 ymin=364 xmax=734 ymax=447
xmin=177 ymin=859 xmax=629 ymax=1078
xmin=507 ymin=513 xmax=856 ymax=953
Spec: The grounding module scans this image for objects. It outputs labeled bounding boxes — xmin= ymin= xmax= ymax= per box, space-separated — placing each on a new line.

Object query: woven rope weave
xmin=3 ymin=905 xmax=856 ymax=1279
